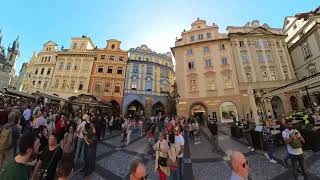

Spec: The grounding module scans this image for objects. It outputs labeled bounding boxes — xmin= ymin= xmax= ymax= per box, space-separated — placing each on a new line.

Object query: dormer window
xmin=73 ymin=43 xmax=77 ymax=49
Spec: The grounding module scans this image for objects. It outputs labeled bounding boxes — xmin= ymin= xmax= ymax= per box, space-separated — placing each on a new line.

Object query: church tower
xmin=6 ymin=36 xmax=19 ymax=70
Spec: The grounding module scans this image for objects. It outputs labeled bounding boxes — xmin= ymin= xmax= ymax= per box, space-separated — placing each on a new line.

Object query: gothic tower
xmin=6 ymin=36 xmax=19 ymax=71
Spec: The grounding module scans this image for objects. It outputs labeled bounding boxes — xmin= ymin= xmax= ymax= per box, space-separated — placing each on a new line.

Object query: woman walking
xmin=154 ymin=132 xmax=170 ymax=180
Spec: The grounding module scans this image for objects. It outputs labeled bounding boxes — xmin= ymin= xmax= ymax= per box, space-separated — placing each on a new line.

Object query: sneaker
xmin=270 ymin=159 xmax=277 ymax=163
xmin=282 ymin=159 xmax=288 ymax=168
xmin=250 ymin=148 xmax=255 ymax=152
xmin=264 ymin=153 xmax=270 ymax=160
xmin=248 ymin=146 xmax=252 ymax=149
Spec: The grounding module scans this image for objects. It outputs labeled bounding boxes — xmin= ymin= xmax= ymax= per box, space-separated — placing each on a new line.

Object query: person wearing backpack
xmin=282 ymin=119 xmax=308 ymax=180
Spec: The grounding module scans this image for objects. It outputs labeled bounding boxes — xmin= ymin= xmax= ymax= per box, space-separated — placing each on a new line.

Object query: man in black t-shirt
xmin=33 ymin=133 xmax=63 ymax=180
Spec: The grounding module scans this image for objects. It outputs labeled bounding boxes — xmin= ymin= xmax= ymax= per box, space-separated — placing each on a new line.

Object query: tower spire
xmin=0 ymin=28 xmax=2 ymax=46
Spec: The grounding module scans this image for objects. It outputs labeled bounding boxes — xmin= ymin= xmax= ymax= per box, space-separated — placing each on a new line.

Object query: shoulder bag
xmin=33 ymin=147 xmax=59 ymax=180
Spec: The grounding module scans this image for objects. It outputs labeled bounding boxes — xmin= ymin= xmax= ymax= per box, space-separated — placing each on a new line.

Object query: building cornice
xmin=288 ymin=22 xmax=320 ymax=51
xmin=171 ymin=37 xmax=229 ymax=51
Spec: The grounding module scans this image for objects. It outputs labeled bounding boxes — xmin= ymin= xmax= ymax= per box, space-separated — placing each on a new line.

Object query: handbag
xmin=33 ymin=147 xmax=59 ymax=180
xmin=157 ymin=142 xmax=167 ymax=167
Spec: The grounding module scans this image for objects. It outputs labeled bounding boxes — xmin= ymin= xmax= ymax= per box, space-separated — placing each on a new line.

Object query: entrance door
xmin=190 ymin=103 xmax=207 ymax=126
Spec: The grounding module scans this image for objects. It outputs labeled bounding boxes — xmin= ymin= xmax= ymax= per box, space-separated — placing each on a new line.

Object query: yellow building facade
xmin=49 ymin=36 xmax=95 ymax=99
xmin=172 ymin=19 xmax=242 ymax=124
xmin=21 ymin=41 xmax=57 ymax=94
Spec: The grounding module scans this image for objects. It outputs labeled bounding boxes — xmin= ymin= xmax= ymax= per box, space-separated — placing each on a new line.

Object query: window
xmin=190 ymin=36 xmax=195 ymax=41
xmin=246 ymin=72 xmax=253 ymax=82
xmin=255 ymin=40 xmax=261 ymax=48
xmin=61 ymin=80 xmax=67 ymax=89
xmin=223 ymin=75 xmax=233 ymax=88
xmin=78 ymin=81 xmax=84 ymax=90
xmin=284 ymin=70 xmax=289 ymax=80
xmin=47 ymin=68 xmax=51 ymax=75
xmin=220 ymin=44 xmax=225 ymax=50
xmin=131 ymin=77 xmax=137 ymax=90
xmin=117 ymin=67 xmax=123 ymax=75
xmin=146 ymin=58 xmax=149 ymax=61
xmin=133 ymin=64 xmax=139 ymax=73
xmin=271 ymin=71 xmax=277 ymax=80
xmin=188 ymin=62 xmax=195 ymax=70
xmin=70 ymin=80 xmax=75 ymax=90
xmin=114 ymin=84 xmax=121 ymax=93
xmin=302 ymin=43 xmax=312 ymax=58
xmin=48 ymin=56 xmax=51 ymax=62
xmin=43 ymin=81 xmax=48 ymax=89
xmin=146 ymin=77 xmax=152 ymax=91
xmin=37 ymin=81 xmax=41 ymax=87
xmin=263 ymin=40 xmax=270 ymax=48
xmin=54 ymin=79 xmax=59 ymax=88
xmin=266 ymin=54 xmax=272 ymax=62
xmin=293 ymin=24 xmax=297 ymax=30
xmin=98 ymin=66 xmax=104 ymax=73
xmin=40 ymin=68 xmax=45 ymax=75
xmin=74 ymin=64 xmax=78 ymax=71
xmin=239 ymin=41 xmax=245 ymax=47
xmin=66 ymin=62 xmax=71 ymax=70
xmin=119 ymin=56 xmax=125 ymax=61
xmin=207 ymin=32 xmax=212 ymax=39
xmin=205 ymin=59 xmax=212 ymax=67
xmin=147 ymin=66 xmax=152 ymax=74
xmin=241 ymin=55 xmax=249 ymax=63
xmin=111 ymin=44 xmax=115 ymax=49
xmin=221 ymin=58 xmax=228 ymax=65
xmin=138 ymin=57 xmax=142 ymax=60
xmin=107 ymin=66 xmax=113 ymax=74
xmin=309 ymin=67 xmax=317 ymax=75
xmin=104 ymin=82 xmax=111 ymax=92
xmin=189 ymin=79 xmax=197 ymax=91
xmin=45 ymin=57 xmax=47 ymax=62
xmin=257 ymin=55 xmax=264 ymax=63
xmin=41 ymin=57 xmax=44 ymax=62
xmin=207 ymin=78 xmax=215 ymax=90
xmin=276 ymin=42 xmax=280 ymax=48
xmin=100 ymin=55 xmax=106 ymax=60
xmin=59 ymin=62 xmax=64 ymax=70
xmin=32 ymin=81 xmax=35 ymax=87
xmin=198 ymin=34 xmax=204 ymax=40
xmin=263 ymin=71 xmax=269 ymax=81
xmin=203 ymin=47 xmax=209 ymax=53
xmin=35 ymin=68 xmax=38 ymax=74
xmin=94 ymin=82 xmax=102 ymax=93
xmin=279 ymin=55 xmax=285 ymax=63
xmin=110 ymin=55 xmax=115 ymax=61
xmin=160 ymin=81 xmax=169 ymax=93
xmin=186 ymin=49 xmax=193 ymax=56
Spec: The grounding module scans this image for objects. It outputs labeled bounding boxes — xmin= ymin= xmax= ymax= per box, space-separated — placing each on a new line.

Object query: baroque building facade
xmin=49 ymin=36 xmax=95 ymax=98
xmin=21 ymin=41 xmax=58 ymax=93
xmin=172 ymin=19 xmax=241 ymax=124
xmin=0 ymin=30 xmax=19 ymax=89
xmin=282 ymin=7 xmax=320 ymax=109
xmin=227 ymin=20 xmax=296 ymax=120
xmin=122 ymin=45 xmax=174 ymax=116
xmin=88 ymin=39 xmax=128 ymax=114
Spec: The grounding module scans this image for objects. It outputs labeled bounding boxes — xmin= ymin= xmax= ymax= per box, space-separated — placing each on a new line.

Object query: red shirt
xmin=55 ymin=119 xmax=64 ymax=135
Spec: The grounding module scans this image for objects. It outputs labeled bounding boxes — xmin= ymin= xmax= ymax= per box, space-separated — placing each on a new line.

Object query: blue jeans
xmin=169 ymin=168 xmax=178 ymax=180
xmin=266 ymin=141 xmax=274 ymax=160
xmin=75 ymin=137 xmax=85 ymax=163
xmin=178 ymin=157 xmax=183 ymax=180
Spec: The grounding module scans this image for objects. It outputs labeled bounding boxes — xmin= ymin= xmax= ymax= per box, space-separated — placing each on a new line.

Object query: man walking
xmin=175 ymin=127 xmax=185 ymax=180
xmin=282 ymin=119 xmax=308 ymax=180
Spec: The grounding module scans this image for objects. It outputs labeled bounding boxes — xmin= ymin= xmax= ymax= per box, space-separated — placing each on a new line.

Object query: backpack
xmin=0 ymin=127 xmax=13 ymax=151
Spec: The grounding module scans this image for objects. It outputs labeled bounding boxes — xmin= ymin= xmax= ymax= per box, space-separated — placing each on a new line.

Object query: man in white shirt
xmin=282 ymin=120 xmax=308 ymax=180
xmin=22 ymin=105 xmax=32 ymax=132
xmin=175 ymin=127 xmax=185 ymax=180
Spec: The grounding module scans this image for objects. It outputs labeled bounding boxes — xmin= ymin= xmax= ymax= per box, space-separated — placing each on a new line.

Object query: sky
xmin=0 ymin=0 xmax=318 ymax=74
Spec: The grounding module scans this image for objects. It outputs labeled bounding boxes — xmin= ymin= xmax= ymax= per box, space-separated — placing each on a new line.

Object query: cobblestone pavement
xmin=70 ymin=126 xmax=320 ymax=180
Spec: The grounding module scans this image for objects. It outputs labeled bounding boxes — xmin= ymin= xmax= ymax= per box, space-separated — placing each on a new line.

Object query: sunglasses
xmin=241 ymin=160 xmax=249 ymax=168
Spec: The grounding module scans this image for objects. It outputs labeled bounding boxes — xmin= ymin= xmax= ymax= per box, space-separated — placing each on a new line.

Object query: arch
xmin=290 ymin=96 xmax=299 ymax=111
xmin=189 ymin=102 xmax=208 ymax=126
xmin=110 ymin=100 xmax=120 ymax=116
xmin=152 ymin=102 xmax=164 ymax=115
xmin=271 ymin=96 xmax=285 ymax=119
xmin=126 ymin=100 xmax=144 ymax=117
xmin=220 ymin=101 xmax=238 ymax=123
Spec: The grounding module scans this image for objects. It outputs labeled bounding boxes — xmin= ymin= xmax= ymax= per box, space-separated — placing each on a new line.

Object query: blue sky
xmin=0 ymin=0 xmax=318 ymax=74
